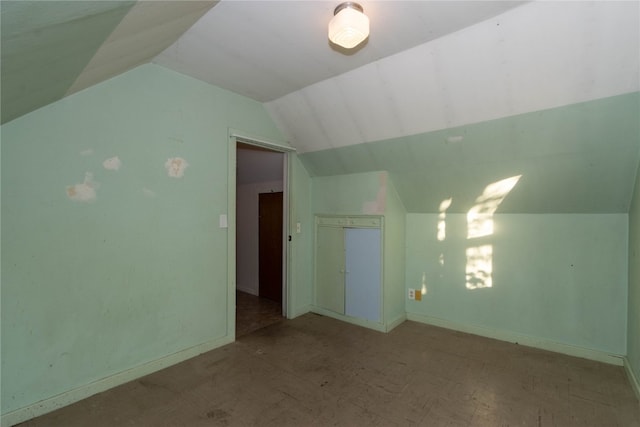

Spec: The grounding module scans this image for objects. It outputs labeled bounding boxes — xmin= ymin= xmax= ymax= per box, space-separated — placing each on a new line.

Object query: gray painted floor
xmin=19 ymin=314 xmax=640 ymax=426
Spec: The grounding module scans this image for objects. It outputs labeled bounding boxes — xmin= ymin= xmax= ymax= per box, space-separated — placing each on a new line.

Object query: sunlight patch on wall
xmin=421 ymin=272 xmax=428 ymax=296
xmin=437 ymin=197 xmax=452 ymax=241
xmin=466 ymin=175 xmax=521 ymax=290
xmin=467 ymin=175 xmax=521 ymax=239
xmin=466 ymin=245 xmax=493 ymax=289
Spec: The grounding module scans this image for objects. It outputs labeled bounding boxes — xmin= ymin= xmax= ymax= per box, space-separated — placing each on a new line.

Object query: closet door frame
xmin=313 ymin=215 xmax=385 ymax=332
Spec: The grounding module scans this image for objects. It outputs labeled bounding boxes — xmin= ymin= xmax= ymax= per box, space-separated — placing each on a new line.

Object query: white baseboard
xmin=310 ymin=306 xmax=387 ymax=332
xmin=236 ymin=285 xmax=258 ymax=296
xmin=406 ymin=312 xmax=623 ymax=366
xmin=1 ymin=335 xmax=234 ymax=427
xmin=624 ymin=357 xmax=640 ymax=402
xmin=288 ymin=304 xmax=311 ymax=319
xmin=309 ymin=307 xmax=407 ymax=334
xmin=385 ymin=314 xmax=407 ymax=332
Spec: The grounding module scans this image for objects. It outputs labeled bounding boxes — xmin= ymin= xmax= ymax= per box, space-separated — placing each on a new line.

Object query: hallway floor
xmin=235 ymin=290 xmax=283 ymax=338
xmin=18 ymin=314 xmax=640 ymax=426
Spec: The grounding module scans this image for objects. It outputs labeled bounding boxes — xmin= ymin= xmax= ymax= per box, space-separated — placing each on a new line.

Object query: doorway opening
xmin=235 ymin=142 xmax=286 ymax=338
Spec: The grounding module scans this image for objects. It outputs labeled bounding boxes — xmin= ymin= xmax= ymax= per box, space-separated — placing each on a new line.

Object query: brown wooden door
xmin=258 ymin=192 xmax=283 ymax=304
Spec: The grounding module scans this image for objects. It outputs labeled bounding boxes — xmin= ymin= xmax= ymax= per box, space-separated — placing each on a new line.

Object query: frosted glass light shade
xmin=328 ymin=4 xmax=369 ymax=49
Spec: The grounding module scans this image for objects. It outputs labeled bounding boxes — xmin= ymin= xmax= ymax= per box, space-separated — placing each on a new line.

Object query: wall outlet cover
xmin=408 ymin=288 xmax=415 ymax=300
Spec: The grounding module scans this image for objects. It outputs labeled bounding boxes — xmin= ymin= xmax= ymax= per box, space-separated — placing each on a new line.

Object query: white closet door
xmin=345 ymin=228 xmax=381 ymax=322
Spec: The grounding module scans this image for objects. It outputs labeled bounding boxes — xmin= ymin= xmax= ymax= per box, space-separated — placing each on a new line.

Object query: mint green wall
xmin=628 ymin=160 xmax=640 ymax=383
xmin=300 ymin=93 xmax=640 ymax=215
xmin=302 ymin=95 xmax=638 ymax=359
xmin=1 ymin=64 xmax=283 ymax=415
xmin=383 ymin=175 xmax=406 ymax=327
xmin=312 ymin=171 xmax=386 ymax=215
xmin=406 ymin=213 xmax=628 ymax=355
xmin=289 ymin=155 xmax=313 ymax=317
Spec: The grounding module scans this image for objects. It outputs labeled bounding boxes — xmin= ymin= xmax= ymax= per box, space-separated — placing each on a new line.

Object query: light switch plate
xmin=219 ymin=214 xmax=228 ymax=228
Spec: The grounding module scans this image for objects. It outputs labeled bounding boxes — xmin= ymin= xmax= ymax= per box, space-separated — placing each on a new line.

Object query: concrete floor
xmin=18 ymin=314 xmax=640 ymax=426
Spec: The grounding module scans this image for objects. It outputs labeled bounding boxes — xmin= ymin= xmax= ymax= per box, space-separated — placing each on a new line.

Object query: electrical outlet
xmin=408 ymin=288 xmax=415 ymax=300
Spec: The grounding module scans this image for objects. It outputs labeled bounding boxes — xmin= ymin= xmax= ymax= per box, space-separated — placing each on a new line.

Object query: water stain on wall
xmin=363 ymin=172 xmax=387 ymax=214
xmin=66 ymin=172 xmax=97 ymax=202
xmin=102 ymin=156 xmax=121 ymax=171
xmin=165 ymin=157 xmax=188 ymax=178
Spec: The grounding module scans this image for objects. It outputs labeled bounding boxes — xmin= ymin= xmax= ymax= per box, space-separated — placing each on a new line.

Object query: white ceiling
xmin=154 ymin=1 xmax=525 ymax=103
xmin=265 ymin=0 xmax=640 ymax=153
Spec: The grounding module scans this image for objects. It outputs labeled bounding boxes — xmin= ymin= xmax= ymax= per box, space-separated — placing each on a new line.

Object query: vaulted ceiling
xmin=267 ymin=1 xmax=639 ymax=153
xmin=2 ymin=0 xmax=639 ymax=213
xmin=1 ymin=0 xmax=525 ymax=125
xmin=1 ymin=0 xmax=217 ymax=124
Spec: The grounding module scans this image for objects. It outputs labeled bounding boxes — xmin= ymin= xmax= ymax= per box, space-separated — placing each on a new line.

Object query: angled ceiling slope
xmin=299 ymin=92 xmax=640 ymax=214
xmin=1 ymin=0 xmax=134 ymax=124
xmin=2 ymin=0 xmax=522 ymax=124
xmin=0 ymin=0 xmax=217 ymax=124
xmin=154 ymin=0 xmax=525 ymax=103
xmin=265 ymin=1 xmax=638 ymax=215
xmin=266 ymin=1 xmax=640 ymax=154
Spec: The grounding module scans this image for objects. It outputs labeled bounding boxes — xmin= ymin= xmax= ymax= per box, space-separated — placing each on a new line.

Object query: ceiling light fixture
xmin=328 ymin=2 xmax=369 ymax=49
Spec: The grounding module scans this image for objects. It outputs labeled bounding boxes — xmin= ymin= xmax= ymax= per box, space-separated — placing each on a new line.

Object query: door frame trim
xmin=227 ymin=129 xmax=295 ymax=341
